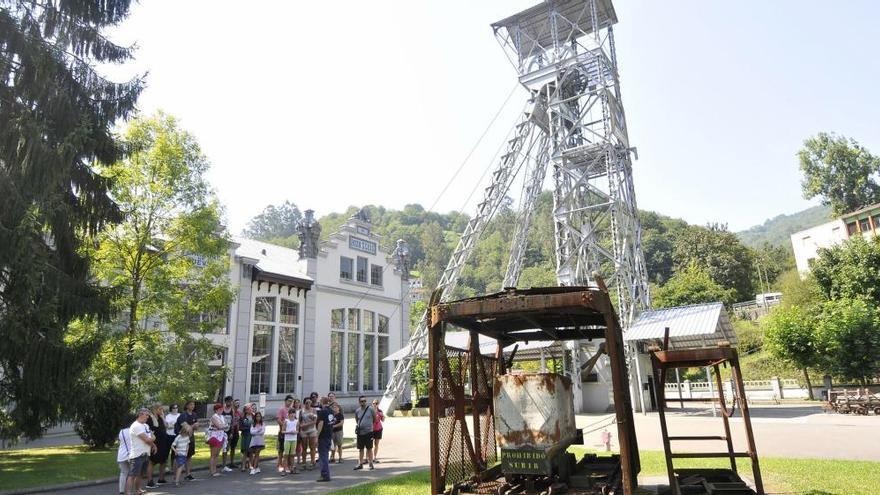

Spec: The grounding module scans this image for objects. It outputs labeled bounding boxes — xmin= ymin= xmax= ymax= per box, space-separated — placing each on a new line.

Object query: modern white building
xmin=791 ymin=203 xmax=880 ymax=273
xmin=220 ymin=209 xmax=410 ymax=411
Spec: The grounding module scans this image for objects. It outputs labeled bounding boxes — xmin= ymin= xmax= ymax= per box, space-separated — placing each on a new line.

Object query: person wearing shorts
xmin=330 ymin=402 xmax=344 ymax=463
xmin=276 ymin=395 xmax=294 ymax=473
xmin=353 ymin=396 xmax=375 ymax=471
xmin=174 ymin=401 xmax=198 ymax=481
xmin=127 ymin=408 xmax=157 ymax=495
xmin=281 ymin=409 xmax=299 ymax=475
xmin=248 ymin=412 xmax=266 ymax=475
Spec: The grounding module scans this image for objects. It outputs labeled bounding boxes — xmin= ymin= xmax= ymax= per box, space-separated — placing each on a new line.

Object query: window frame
xmin=356 ymin=256 xmax=368 ymax=283
xmin=340 ymin=256 xmax=354 ymax=280
xmin=370 ymin=264 xmax=383 ymax=287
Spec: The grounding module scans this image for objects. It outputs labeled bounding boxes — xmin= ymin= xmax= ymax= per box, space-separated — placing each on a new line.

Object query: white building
xmin=791 ymin=203 xmax=880 ymax=274
xmin=221 ymin=209 xmax=410 ymax=411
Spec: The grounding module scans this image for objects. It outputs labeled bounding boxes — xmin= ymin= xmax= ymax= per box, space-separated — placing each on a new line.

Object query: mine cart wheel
xmin=874 ymin=407 xmax=880 ymax=415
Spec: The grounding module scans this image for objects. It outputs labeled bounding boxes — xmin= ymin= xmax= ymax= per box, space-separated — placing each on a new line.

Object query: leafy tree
xmin=814 ymin=299 xmax=880 ymax=385
xmin=812 ymin=235 xmax=880 ymax=306
xmin=799 ymin=133 xmax=880 ymax=215
xmin=775 ymin=269 xmax=824 ymax=310
xmin=652 ymin=264 xmax=737 ymax=308
xmin=673 ymin=224 xmax=755 ymax=302
xmin=415 ymin=221 xmax=452 ymax=295
xmin=90 ymin=112 xmax=233 ymax=404
xmin=763 ymin=305 xmax=820 ymax=399
xmin=753 ymin=242 xmax=794 ymax=290
xmin=640 ymin=211 xmax=688 ymax=284
xmin=0 ymin=0 xmax=142 ymax=439
xmin=244 ymin=201 xmax=302 ymax=243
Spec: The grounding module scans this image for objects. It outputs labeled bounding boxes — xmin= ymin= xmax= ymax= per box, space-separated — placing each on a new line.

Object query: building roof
xmin=233 ymin=236 xmax=312 ymax=287
xmin=623 ymin=302 xmax=737 ymax=349
xmin=841 ymin=202 xmax=880 ymax=220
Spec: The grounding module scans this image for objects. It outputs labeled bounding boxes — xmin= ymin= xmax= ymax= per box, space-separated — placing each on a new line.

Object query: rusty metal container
xmin=493 ymin=372 xmax=578 ymax=475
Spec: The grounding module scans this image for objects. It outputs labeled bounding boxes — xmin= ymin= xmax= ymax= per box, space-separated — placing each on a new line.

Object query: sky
xmin=105 ymin=1 xmax=880 ymax=233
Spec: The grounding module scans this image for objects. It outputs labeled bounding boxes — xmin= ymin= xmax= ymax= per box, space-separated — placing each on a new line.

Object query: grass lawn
xmin=327 ymin=449 xmax=880 ymax=495
xmin=0 ymin=436 xmax=277 ymax=492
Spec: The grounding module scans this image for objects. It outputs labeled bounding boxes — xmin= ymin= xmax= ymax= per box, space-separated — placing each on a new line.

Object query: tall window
xmin=276 ymin=299 xmax=299 ymax=394
xmin=356 ymin=257 xmax=368 ymax=283
xmin=370 ymin=264 xmax=383 ymax=286
xmin=330 ymin=308 xmax=391 ymax=393
xmin=330 ymin=308 xmax=345 ymax=392
xmin=250 ymin=324 xmax=272 ymax=394
xmin=859 ymin=218 xmax=871 ymax=232
xmin=847 ymin=222 xmax=858 ymax=235
xmin=340 ymin=257 xmax=353 ymax=280
xmin=347 ymin=332 xmax=360 ymax=392
xmin=378 ymin=336 xmax=389 ymax=389
xmin=250 ymin=295 xmax=301 ymax=396
xmin=330 ymin=332 xmax=343 ymax=392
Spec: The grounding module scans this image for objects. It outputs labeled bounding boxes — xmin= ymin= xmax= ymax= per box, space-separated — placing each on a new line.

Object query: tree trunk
xmin=802 ymin=367 xmax=814 ymax=400
xmin=124 ymin=283 xmax=140 ymax=393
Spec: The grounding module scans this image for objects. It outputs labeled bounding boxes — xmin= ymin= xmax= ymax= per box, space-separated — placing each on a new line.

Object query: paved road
xmin=35 ymin=405 xmax=880 ymax=494
xmin=51 ymin=417 xmax=430 ymax=495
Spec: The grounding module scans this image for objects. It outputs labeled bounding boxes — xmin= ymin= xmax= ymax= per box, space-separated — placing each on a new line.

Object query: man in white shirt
xmin=127 ymin=408 xmax=157 ymax=495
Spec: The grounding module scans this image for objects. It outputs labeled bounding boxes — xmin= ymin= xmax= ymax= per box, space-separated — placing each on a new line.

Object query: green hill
xmin=736 ymin=204 xmax=832 ymax=250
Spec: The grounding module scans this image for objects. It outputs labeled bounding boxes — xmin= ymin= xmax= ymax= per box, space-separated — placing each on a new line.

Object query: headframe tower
xmin=381 ymin=0 xmax=649 ymax=411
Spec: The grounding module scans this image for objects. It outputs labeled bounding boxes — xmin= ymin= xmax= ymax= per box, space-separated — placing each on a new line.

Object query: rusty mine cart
xmin=427 ymin=286 xmax=639 ymax=495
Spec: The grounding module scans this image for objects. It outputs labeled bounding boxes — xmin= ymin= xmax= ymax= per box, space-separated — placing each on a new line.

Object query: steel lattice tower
xmin=380 ymin=0 xmax=649 ymax=412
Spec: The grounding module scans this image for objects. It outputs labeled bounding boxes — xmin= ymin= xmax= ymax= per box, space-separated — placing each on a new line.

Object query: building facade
xmin=221 ymin=209 xmax=410 ymax=411
xmin=791 ymin=203 xmax=880 ymax=273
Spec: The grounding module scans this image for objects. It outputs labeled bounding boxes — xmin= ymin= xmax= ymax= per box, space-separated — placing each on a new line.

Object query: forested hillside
xmin=244 ymin=193 xmax=793 ymax=305
xmin=736 ymin=204 xmax=832 ymax=249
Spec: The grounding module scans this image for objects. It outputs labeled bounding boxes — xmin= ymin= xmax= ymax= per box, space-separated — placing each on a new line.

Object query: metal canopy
xmin=433 ymin=287 xmax=612 ymax=342
xmin=492 ymin=0 xmax=617 ymax=59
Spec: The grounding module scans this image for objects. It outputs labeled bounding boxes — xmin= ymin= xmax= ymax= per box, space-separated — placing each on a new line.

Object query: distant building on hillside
xmin=791 ymin=202 xmax=880 ymax=274
xmin=408 ymin=278 xmax=426 ymax=303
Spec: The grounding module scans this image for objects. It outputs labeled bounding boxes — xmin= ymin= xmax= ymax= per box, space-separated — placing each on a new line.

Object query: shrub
xmin=74 ymin=386 xmax=131 ymax=449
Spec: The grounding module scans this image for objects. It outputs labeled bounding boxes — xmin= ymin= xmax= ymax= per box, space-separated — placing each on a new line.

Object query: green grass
xmin=328 ymin=470 xmax=431 ymax=495
xmin=327 ymin=450 xmax=880 ymax=495
xmin=0 ymin=436 xmax=277 ymax=491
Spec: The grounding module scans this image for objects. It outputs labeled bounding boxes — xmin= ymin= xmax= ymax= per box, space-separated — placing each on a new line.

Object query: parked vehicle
xmin=755 ymin=292 xmax=782 ymax=306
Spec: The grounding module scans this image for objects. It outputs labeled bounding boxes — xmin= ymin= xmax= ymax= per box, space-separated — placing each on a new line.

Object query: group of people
xmin=116 ymin=392 xmax=386 ymax=494
xmin=274 ymin=391 xmax=385 ymax=483
xmin=117 ymin=401 xmax=200 ymax=495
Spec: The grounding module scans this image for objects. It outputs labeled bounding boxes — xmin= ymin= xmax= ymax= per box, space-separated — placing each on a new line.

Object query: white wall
xmin=791 ymin=219 xmax=847 ymax=274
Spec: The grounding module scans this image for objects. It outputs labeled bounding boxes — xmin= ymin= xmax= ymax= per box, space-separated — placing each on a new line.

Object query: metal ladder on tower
xmin=379 ymin=101 xmax=545 ymax=412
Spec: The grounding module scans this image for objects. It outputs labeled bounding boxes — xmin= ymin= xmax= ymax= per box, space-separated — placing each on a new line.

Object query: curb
xmin=0 ymin=456 xmax=279 ymax=495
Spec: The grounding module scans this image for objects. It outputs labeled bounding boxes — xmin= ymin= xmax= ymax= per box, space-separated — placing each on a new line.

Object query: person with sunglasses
xmin=353 ymin=396 xmax=375 ymax=471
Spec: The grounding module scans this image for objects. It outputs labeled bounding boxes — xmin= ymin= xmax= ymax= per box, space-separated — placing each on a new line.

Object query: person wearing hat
xmin=126 ymin=408 xmax=157 ymax=495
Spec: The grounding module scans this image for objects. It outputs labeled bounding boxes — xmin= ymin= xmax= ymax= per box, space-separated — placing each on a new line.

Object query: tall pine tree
xmin=0 ymin=0 xmax=143 ymax=439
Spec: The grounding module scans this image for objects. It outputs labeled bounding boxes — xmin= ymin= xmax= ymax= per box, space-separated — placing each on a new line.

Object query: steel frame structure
xmin=381 ymin=0 xmax=649 ymax=413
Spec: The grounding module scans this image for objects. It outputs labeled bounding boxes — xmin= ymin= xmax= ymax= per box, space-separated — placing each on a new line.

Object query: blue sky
xmin=107 ymin=1 xmax=880 ymax=232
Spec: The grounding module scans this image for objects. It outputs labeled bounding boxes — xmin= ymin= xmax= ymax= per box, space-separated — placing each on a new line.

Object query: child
xmin=282 ymin=407 xmax=299 ymax=475
xmin=248 ymin=412 xmax=265 ymax=475
xmin=170 ymin=423 xmax=192 ymax=487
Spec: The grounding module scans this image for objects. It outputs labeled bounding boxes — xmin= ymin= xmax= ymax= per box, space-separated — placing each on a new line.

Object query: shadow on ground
xmin=663 ymin=405 xmax=823 ymax=419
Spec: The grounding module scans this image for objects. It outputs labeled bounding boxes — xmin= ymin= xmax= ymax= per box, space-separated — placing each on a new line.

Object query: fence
xmin=664 ymin=377 xmax=816 ymax=401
